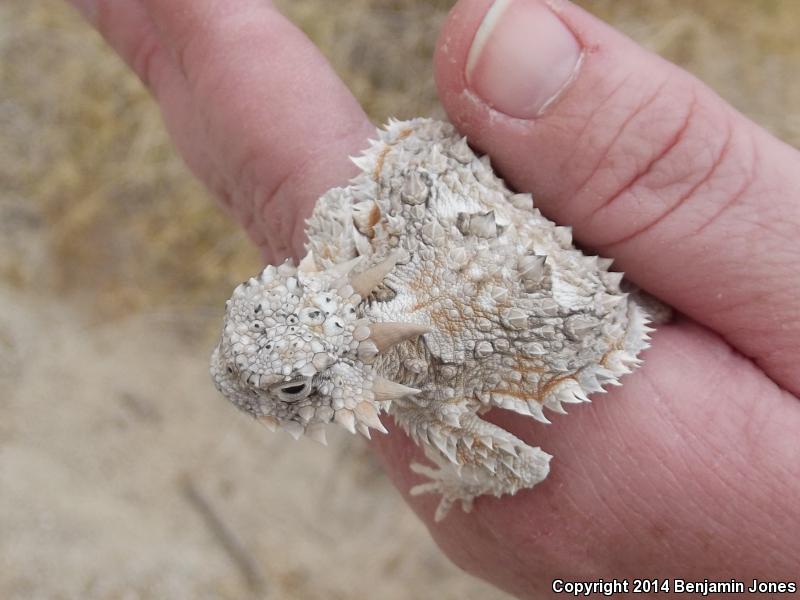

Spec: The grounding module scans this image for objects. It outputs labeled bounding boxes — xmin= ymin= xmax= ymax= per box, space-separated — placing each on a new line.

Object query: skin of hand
xmin=67 ymin=0 xmax=800 ymax=597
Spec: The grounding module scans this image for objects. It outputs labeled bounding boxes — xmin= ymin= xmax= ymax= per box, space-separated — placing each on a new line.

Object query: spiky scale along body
xmin=211 ymin=118 xmax=654 ymax=521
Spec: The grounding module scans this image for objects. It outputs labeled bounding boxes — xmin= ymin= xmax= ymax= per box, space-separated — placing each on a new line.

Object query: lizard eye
xmin=273 ymin=377 xmax=312 ymax=402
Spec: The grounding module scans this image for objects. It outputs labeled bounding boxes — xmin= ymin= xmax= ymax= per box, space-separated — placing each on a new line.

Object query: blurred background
xmin=1 ymin=1 xmax=798 ymax=598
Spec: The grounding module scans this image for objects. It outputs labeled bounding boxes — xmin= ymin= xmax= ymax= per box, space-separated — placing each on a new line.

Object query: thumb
xmin=434 ymin=0 xmax=800 ymax=397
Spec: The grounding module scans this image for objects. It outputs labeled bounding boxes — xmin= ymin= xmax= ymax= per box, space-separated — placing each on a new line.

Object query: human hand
xmin=67 ymin=0 xmax=800 ymax=597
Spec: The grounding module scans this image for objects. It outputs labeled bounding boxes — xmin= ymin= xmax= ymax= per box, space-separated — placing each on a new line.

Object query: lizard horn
xmin=350 ymin=253 xmax=399 ymax=298
xmin=371 ymin=376 xmax=421 ymax=402
xmin=367 ymin=322 xmax=429 ymax=352
xmin=327 ymin=256 xmax=363 ymax=278
xmin=334 ymin=409 xmax=357 ymax=434
xmin=354 ymin=401 xmax=388 ymax=434
xmin=297 ymin=251 xmax=318 ymax=273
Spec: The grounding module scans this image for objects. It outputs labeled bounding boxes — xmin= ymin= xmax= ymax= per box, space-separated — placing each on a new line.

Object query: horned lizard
xmin=210 ymin=118 xmax=654 ymax=521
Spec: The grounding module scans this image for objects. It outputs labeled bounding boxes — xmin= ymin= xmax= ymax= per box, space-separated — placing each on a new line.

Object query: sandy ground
xmin=1 ymin=0 xmax=799 ymax=598
xmin=0 ymin=283 xmax=508 ymax=600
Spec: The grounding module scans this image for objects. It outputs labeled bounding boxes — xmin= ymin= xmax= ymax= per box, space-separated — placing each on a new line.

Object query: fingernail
xmin=466 ymin=0 xmax=582 ymax=118
xmin=70 ymin=0 xmax=98 ymax=23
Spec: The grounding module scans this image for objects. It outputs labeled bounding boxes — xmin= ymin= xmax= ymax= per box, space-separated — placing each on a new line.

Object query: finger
xmin=372 ymin=322 xmax=800 ymax=597
xmin=434 ymin=0 xmax=800 ymax=396
xmin=69 ymin=0 xmax=375 ymax=263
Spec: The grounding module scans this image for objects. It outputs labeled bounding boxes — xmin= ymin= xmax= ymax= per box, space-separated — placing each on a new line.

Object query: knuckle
xmin=92 ymin=4 xmax=165 ymax=94
xmin=233 ymin=148 xmax=308 ymax=259
xmin=170 ymin=11 xmax=254 ymax=90
xmin=129 ymin=32 xmax=163 ymax=92
xmin=172 ymin=28 xmax=201 ymax=85
xmin=688 ymin=125 xmax=758 ymax=236
xmin=578 ymin=77 xmax=750 ymax=248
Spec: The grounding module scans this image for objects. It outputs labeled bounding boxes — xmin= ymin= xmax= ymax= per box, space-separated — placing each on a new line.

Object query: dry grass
xmin=0 ymin=1 xmax=251 ymax=318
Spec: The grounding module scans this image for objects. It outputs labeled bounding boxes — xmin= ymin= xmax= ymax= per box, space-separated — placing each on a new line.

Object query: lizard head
xmin=210 ymin=254 xmax=424 ymax=444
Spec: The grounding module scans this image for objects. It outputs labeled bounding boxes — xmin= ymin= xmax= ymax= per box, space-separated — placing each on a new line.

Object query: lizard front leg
xmin=391 ymin=401 xmax=551 ymax=521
